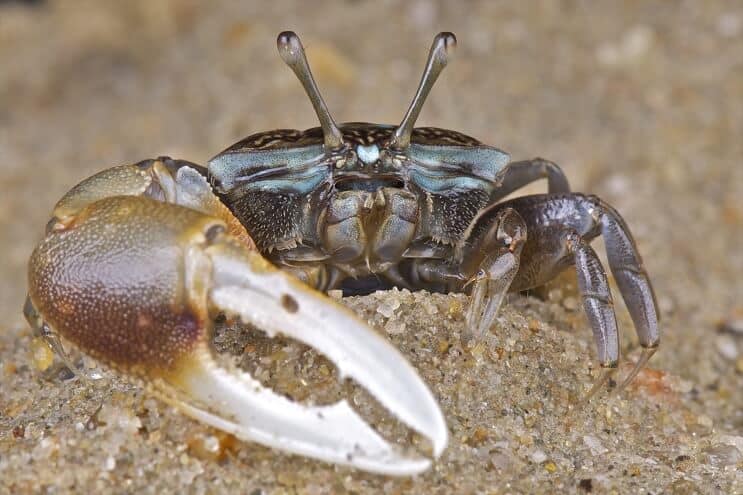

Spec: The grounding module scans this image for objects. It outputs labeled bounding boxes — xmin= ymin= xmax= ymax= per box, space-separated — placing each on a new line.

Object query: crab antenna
xmin=277 ymin=31 xmax=345 ymax=150
xmin=389 ymin=32 xmax=457 ymax=150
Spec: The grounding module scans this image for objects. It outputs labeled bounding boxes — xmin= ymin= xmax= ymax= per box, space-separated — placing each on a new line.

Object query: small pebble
xmin=376 ymin=299 xmax=400 ymax=318
xmin=697 ymin=415 xmax=713 ymax=429
xmin=718 ymin=435 xmax=743 ymax=452
xmin=447 ymin=300 xmax=463 ymax=317
xmin=718 ymin=314 xmax=743 ymax=335
xmin=384 ymin=320 xmax=406 ymax=335
xmin=704 ymin=444 xmax=742 ymax=467
xmin=421 ymin=299 xmax=439 ymax=315
xmin=187 ymin=433 xmax=224 ymax=461
xmin=583 ymin=435 xmax=608 ymax=455
xmin=530 ymin=449 xmax=547 ymax=463
xmin=490 ymin=453 xmax=513 ymax=471
xmin=716 ymin=13 xmax=742 ymax=37
xmin=596 ymin=25 xmax=654 ymax=67
xmin=715 ymin=335 xmax=738 ymax=360
xmin=562 ymin=296 xmax=579 ymax=311
xmin=30 ymin=337 xmax=54 ymax=372
xmin=578 ymin=479 xmax=593 ymax=492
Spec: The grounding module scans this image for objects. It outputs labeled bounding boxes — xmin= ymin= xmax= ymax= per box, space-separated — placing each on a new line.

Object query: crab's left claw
xmin=27 ymin=195 xmax=447 ymax=475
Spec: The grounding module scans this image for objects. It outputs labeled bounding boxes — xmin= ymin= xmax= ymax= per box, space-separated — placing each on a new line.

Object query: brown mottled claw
xmin=27 ymin=194 xmax=446 ymax=475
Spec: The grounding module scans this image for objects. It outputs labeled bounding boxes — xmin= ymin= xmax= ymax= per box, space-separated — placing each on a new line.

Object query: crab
xmin=24 ymin=31 xmax=659 ymax=476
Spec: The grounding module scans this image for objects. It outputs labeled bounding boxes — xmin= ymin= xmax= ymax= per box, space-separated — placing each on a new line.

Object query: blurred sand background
xmin=0 ymin=1 xmax=741 ymax=493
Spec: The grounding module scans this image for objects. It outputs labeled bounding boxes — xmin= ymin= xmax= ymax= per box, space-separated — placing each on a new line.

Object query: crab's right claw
xmin=27 ymin=196 xmax=447 ymax=476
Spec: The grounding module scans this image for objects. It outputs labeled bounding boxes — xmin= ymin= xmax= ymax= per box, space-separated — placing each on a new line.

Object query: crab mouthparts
xmin=334 ymin=173 xmax=405 ymax=192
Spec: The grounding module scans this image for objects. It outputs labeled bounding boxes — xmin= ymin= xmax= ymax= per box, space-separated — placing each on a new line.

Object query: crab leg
xmin=567 ymin=231 xmax=621 ymax=368
xmin=594 ymin=198 xmax=659 ymax=391
xmin=442 ymin=191 xmax=658 ymax=394
xmin=26 ymin=163 xmax=447 ymax=475
xmin=499 ymin=193 xmax=660 ymax=394
xmin=491 ymin=158 xmax=571 ymax=201
xmin=594 ymin=198 xmax=659 ymax=347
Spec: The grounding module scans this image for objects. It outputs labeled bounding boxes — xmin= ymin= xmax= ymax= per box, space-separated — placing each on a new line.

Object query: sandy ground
xmin=0 ymin=1 xmax=741 ymax=493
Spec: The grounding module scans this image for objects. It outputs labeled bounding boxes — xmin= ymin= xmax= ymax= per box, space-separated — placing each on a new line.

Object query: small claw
xmin=28 ymin=196 xmax=446 ymax=475
xmin=465 ymin=251 xmax=520 ymax=343
xmin=460 ymin=207 xmax=526 ymax=344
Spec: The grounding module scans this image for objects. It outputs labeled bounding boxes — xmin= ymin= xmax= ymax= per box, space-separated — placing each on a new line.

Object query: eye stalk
xmin=277 ymin=31 xmax=346 ymax=151
xmin=388 ymin=32 xmax=457 ymax=151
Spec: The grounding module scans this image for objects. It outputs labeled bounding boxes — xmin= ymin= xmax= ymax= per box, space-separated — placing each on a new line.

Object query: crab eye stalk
xmin=389 ymin=32 xmax=457 ymax=151
xmin=277 ymin=31 xmax=345 ymax=151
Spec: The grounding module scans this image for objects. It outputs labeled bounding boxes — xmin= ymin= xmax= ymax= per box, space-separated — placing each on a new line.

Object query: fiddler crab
xmin=24 ymin=32 xmax=659 ymax=476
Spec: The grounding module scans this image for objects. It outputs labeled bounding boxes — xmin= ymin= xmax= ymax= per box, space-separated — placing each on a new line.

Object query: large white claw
xmin=166 ymin=241 xmax=448 ymax=476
